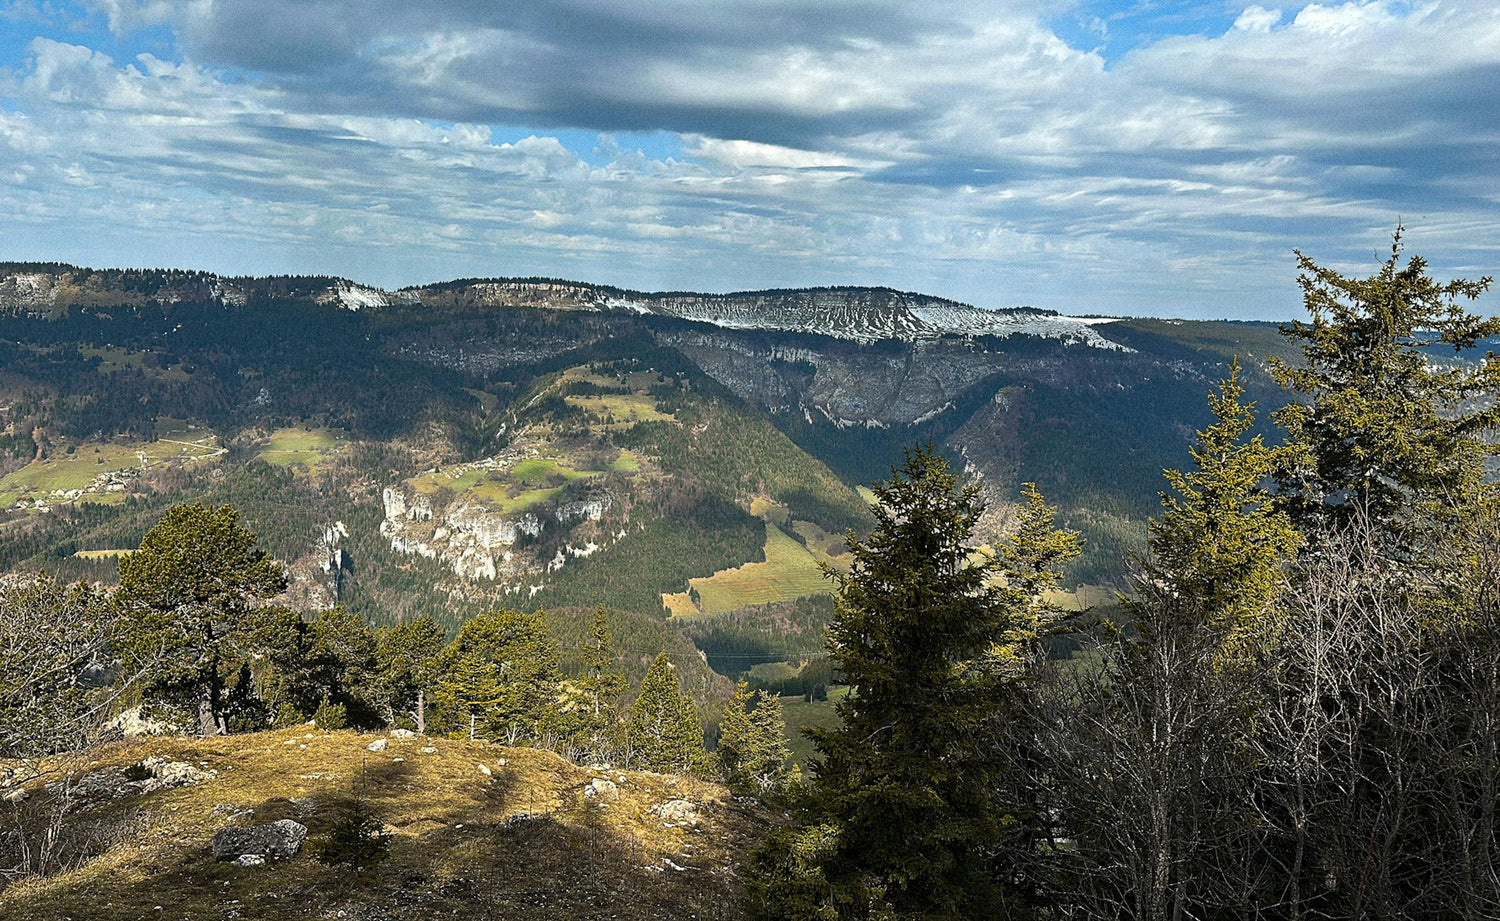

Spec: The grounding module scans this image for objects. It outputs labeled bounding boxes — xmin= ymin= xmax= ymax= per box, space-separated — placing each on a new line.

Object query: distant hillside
xmin=1 ymin=263 xmax=1119 ymax=347
xmin=0 ymin=257 xmax=1311 ymax=684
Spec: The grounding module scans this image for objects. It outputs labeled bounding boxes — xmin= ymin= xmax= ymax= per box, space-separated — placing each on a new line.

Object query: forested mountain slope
xmin=0 ymin=262 xmax=1302 ymax=638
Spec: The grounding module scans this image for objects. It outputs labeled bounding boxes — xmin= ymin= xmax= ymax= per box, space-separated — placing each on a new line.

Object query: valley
xmin=0 ymin=262 xmax=1299 ymax=689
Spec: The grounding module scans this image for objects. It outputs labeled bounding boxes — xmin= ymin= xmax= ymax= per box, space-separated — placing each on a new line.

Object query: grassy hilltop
xmin=0 ymin=727 xmax=769 ymax=921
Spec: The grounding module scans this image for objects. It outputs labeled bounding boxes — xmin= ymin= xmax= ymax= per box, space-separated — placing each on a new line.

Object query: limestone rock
xmin=212 ymin=819 xmax=308 ymax=862
xmin=389 ymin=728 xmax=416 ymax=739
xmin=584 ymin=778 xmax=618 ymax=800
xmin=366 ymin=738 xmax=388 ymax=752
xmin=650 ymin=799 xmax=699 ymax=825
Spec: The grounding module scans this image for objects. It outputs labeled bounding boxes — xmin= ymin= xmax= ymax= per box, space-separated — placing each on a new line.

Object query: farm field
xmin=254 ymin=427 xmax=348 ymax=470
xmin=407 ymin=450 xmax=640 ymax=514
xmin=0 ymin=426 xmax=221 ymax=509
xmin=670 ymin=523 xmax=832 ymax=616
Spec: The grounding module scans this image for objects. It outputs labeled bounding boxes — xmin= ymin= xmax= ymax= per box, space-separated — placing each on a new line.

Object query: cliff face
xmin=379 ymin=482 xmax=612 ymax=585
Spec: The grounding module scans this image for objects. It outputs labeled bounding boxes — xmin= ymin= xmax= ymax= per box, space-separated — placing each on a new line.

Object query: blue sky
xmin=1 ymin=1 xmax=1497 ymax=319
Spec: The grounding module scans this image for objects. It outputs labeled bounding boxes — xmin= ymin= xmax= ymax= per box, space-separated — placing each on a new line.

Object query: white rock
xmin=367 ymin=738 xmax=388 ymax=752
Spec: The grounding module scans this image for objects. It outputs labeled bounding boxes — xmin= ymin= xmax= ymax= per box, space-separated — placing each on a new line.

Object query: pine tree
xmin=430 ymin=608 xmax=561 ymax=743
xmin=434 ymin=651 xmax=502 ymax=741
xmin=377 ymin=616 xmax=445 ymax=734
xmin=627 ymin=652 xmax=706 ymax=775
xmin=115 ymin=504 xmax=287 ymax=735
xmin=304 ymin=606 xmax=382 ymax=729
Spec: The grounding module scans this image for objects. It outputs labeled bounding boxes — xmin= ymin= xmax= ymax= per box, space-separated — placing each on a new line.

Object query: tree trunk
xmin=197 ymin=687 xmax=218 ymax=736
xmin=416 ymin=688 xmax=426 ymax=735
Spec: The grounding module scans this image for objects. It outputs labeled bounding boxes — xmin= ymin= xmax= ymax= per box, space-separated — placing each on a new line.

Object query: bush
xmin=313 ymin=799 xmax=389 ymax=867
xmin=122 ymin=761 xmax=152 ymax=782
xmin=313 ymin=697 xmax=347 ymax=731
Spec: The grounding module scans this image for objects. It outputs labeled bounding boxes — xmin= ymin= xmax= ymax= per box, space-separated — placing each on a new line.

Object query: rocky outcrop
xmin=211 ymin=819 xmax=308 ymax=863
xmin=66 ymin=757 xmax=217 ymax=799
xmin=380 ymin=477 xmax=612 ymax=583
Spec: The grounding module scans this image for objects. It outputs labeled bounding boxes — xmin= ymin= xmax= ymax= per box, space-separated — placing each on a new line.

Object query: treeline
xmin=751 ymin=237 xmax=1500 ymax=920
xmin=0 ymin=504 xmax=787 ymax=788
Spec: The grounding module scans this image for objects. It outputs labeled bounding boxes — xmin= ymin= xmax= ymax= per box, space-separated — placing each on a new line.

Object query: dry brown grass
xmin=0 ymin=727 xmax=771 ymax=920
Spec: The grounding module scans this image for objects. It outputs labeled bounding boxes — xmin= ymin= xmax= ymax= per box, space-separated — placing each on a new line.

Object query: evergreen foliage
xmin=376 ymin=616 xmax=445 ymax=733
xmin=718 ymin=681 xmax=790 ymax=795
xmin=114 ymin=504 xmax=287 ymax=735
xmin=430 ymin=608 xmax=562 ymax=743
xmin=755 ymin=444 xmax=1045 ymax=919
xmin=572 ymin=606 xmax=628 ymax=762
xmin=627 ymin=652 xmax=707 ymax=775
xmin=1271 ymin=227 xmax=1499 ymax=547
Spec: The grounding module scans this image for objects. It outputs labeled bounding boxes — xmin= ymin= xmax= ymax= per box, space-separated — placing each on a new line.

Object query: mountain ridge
xmin=0 ymin=263 xmax=1121 ymax=348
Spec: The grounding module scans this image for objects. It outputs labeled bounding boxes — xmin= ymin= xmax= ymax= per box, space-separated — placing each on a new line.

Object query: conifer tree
xmin=434 ymin=651 xmax=502 ymax=741
xmin=115 ymin=504 xmax=287 ymax=735
xmin=991 ymin=482 xmax=1082 ymax=673
xmin=304 ymin=606 xmax=382 ymax=729
xmin=719 ymin=680 xmax=790 ymax=794
xmin=1271 ymin=228 xmax=1499 ymax=549
xmin=377 ymin=616 xmax=445 ymax=734
xmin=757 ymin=444 xmax=1026 ymax=919
xmin=431 ymin=608 xmax=561 ymax=743
xmin=1051 ymin=366 xmax=1301 ymax=921
xmin=575 ymin=606 xmax=627 ymax=760
xmin=627 ymin=652 xmax=706 ymax=774
xmin=1147 ymin=360 xmax=1301 ymax=656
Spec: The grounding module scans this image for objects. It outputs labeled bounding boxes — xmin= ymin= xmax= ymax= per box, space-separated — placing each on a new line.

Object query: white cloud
xmin=1233 ymin=6 xmax=1283 ymax=32
xmin=0 ymin=1 xmax=1493 ymax=318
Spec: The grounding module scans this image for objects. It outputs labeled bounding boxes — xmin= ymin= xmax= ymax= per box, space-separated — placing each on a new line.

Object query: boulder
xmin=650 ymin=800 xmax=699 ymax=825
xmin=366 ymin=738 xmax=388 ymax=752
xmin=584 ymin=778 xmax=618 ymax=800
xmin=212 ymin=819 xmax=308 ymax=863
xmin=389 ymin=728 xmax=416 ymax=739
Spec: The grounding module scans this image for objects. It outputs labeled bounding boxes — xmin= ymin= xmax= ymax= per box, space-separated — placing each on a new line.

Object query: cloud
xmin=0 ymin=1 xmax=1494 ymax=318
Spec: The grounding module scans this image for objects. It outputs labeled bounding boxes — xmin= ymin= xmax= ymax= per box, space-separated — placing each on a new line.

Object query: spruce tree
xmin=1146 ymin=360 xmax=1301 ymax=657
xmin=434 ymin=651 xmax=502 ymax=741
xmin=575 ymin=606 xmax=627 ymax=761
xmin=719 ymin=682 xmax=791 ymax=794
xmin=759 ymin=444 xmax=1027 ymax=919
xmin=627 ymin=652 xmax=706 ymax=774
xmin=1271 ymin=228 xmax=1499 ymax=549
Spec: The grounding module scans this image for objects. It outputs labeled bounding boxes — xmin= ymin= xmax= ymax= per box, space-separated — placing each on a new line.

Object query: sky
xmin=0 ymin=1 xmax=1496 ymax=320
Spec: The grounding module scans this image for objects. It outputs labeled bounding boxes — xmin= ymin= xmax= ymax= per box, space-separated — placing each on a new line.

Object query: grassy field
xmin=779 ymin=686 xmax=848 ymax=769
xmin=0 ymin=727 xmax=763 ymax=921
xmin=78 ymin=345 xmax=190 ymax=381
xmin=685 ymin=524 xmax=831 ymax=615
xmin=408 ymin=450 xmax=640 ymax=515
xmin=255 ymin=427 xmax=347 ymax=470
xmin=0 ymin=430 xmax=220 ymax=509
xmin=72 ymin=549 xmax=134 ymax=560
